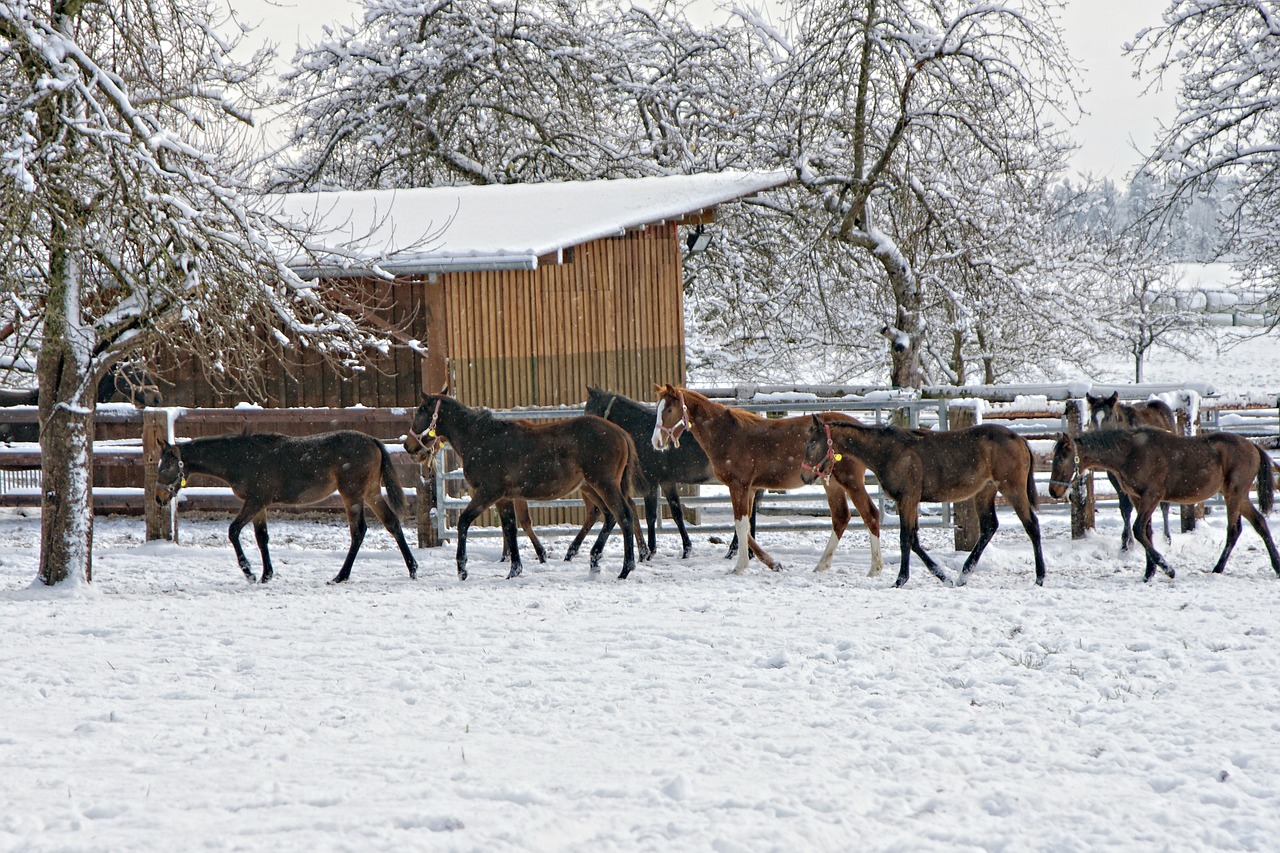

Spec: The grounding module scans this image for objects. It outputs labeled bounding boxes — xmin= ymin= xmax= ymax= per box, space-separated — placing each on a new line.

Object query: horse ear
xmin=440 ymin=383 xmax=450 ymax=396
xmin=1106 ymin=392 xmax=1119 ymax=405
xmin=811 ymin=413 xmax=823 ymax=429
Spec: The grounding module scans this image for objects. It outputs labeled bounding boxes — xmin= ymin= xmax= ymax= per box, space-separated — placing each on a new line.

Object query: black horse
xmin=155 ymin=431 xmax=419 ymax=585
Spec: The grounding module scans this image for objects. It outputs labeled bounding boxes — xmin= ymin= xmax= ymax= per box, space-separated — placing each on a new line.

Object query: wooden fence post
xmin=416 ymin=458 xmax=441 ymax=548
xmin=1064 ymin=398 xmax=1094 ymax=539
xmin=1177 ymin=391 xmax=1204 ymax=532
xmin=951 ymin=404 xmax=981 ymax=551
xmin=142 ymin=409 xmax=175 ymax=542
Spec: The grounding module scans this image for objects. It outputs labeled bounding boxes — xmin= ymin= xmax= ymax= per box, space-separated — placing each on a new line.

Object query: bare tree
xmin=757 ymin=0 xmax=1081 ymax=387
xmin=1129 ymin=1 xmax=1280 ymax=297
xmin=0 ymin=0 xmax=389 ymax=585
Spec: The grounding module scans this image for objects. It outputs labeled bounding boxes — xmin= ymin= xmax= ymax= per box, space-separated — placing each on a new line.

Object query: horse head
xmin=800 ymin=414 xmax=840 ymax=486
xmin=406 ymin=394 xmax=449 ymax=464
xmin=1047 ymin=433 xmax=1079 ymax=500
xmin=1086 ymin=392 xmax=1121 ymax=430
xmin=651 ymin=384 xmax=690 ymax=451
xmin=154 ymin=442 xmax=186 ymax=505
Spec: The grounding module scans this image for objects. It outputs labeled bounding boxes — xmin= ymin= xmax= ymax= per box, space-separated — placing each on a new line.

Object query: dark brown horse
xmin=651 ymin=385 xmax=883 ymax=576
xmin=406 ymin=394 xmax=644 ymax=580
xmin=803 ymin=415 xmax=1045 ymax=587
xmin=155 ymin=431 xmax=418 ymax=584
xmin=1049 ymin=429 xmax=1280 ymax=581
xmin=1087 ymin=392 xmax=1176 ymax=549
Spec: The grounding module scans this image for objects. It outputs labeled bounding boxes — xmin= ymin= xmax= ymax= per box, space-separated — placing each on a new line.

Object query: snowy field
xmin=4 ymin=331 xmax=1280 ymax=851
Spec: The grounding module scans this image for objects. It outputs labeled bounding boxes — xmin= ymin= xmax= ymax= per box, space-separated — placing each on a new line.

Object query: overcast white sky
xmin=231 ymin=0 xmax=1176 ymax=184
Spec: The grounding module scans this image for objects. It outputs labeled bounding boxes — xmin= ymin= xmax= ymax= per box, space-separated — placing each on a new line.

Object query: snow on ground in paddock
xmin=5 ymin=330 xmax=1280 ymax=851
xmin=3 ymin=505 xmax=1280 ymax=852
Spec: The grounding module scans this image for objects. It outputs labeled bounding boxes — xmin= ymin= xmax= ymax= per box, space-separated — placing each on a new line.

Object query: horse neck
xmin=178 ymin=437 xmax=247 ymax=480
xmin=435 ymin=399 xmax=496 ymax=460
xmin=1074 ymin=432 xmax=1133 ymax=470
xmin=828 ymin=421 xmax=893 ymax=469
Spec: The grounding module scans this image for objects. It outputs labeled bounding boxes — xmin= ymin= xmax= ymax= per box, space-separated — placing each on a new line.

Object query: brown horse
xmin=406 ymin=394 xmax=644 ymax=580
xmin=155 ymin=431 xmax=418 ymax=584
xmin=803 ymin=415 xmax=1046 ymax=587
xmin=1049 ymin=429 xmax=1280 ymax=581
xmin=650 ymin=385 xmax=883 ymax=576
xmin=1087 ymin=392 xmax=1176 ymax=549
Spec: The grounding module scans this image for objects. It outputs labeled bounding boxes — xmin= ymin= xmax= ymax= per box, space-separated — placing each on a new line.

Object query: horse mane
xmin=1077 ymin=428 xmax=1143 ymax=454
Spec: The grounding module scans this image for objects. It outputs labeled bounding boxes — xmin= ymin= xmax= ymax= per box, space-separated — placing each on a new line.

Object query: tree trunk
xmin=887 ymin=284 xmax=924 ymax=389
xmin=37 ymin=239 xmax=95 ymax=586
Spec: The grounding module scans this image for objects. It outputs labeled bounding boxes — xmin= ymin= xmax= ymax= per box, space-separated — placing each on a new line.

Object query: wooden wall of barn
xmin=154 ymin=275 xmax=426 ymax=409
xmin=437 ymin=224 xmax=686 ymax=408
xmin=153 ymin=225 xmax=685 ymax=411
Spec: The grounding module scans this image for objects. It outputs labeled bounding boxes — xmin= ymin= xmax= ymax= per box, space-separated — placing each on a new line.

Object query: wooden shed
xmin=157 ymin=171 xmax=791 ymax=409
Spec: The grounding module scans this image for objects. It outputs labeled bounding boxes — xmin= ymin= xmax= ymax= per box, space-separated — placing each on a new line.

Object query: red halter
xmin=407 ymin=399 xmax=444 ymax=458
xmin=658 ymin=390 xmax=691 ymax=449
xmin=801 ymin=421 xmax=842 ymax=484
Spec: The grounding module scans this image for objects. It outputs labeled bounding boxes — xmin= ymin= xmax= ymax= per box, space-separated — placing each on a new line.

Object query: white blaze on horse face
xmin=651 ymin=398 xmax=668 ymax=450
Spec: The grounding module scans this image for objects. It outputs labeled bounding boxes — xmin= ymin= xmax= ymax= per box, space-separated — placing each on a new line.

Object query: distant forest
xmin=1054 ymin=173 xmax=1229 ymax=263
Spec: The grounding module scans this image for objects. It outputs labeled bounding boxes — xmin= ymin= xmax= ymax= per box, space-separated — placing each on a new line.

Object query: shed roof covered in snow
xmin=269 ymin=170 xmax=792 ymax=277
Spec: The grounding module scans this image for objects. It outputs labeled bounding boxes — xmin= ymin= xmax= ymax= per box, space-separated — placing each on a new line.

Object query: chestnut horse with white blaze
xmin=651 ymin=385 xmax=882 ymax=576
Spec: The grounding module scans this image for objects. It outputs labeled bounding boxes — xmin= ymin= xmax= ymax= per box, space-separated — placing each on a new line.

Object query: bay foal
xmin=651 ymin=385 xmax=883 ymax=576
xmin=803 ymin=415 xmax=1046 ymax=587
xmin=1087 ymin=392 xmax=1176 ymax=549
xmin=155 ymin=431 xmax=418 ymax=584
xmin=1049 ymin=429 xmax=1280 ymax=581
xmin=406 ymin=394 xmax=643 ymax=580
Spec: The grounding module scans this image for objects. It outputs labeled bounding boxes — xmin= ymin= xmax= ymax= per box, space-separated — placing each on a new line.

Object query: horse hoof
xmin=770 ymin=563 xmax=784 ymax=573
xmin=954 ymin=574 xmax=967 ymax=587
xmin=408 ymin=568 xmax=418 ymax=580
xmin=506 ymin=566 xmax=522 ymax=580
xmin=1035 ymin=577 xmax=1045 ymax=587
xmin=458 ymin=568 xmax=469 ymax=581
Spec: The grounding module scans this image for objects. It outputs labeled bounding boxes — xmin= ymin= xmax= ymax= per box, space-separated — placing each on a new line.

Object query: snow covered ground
xmin=4 ymin=331 xmax=1280 ymax=851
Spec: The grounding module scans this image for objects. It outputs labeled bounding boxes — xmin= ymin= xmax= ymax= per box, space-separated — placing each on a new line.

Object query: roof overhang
xmin=267 ymin=170 xmax=793 ymax=279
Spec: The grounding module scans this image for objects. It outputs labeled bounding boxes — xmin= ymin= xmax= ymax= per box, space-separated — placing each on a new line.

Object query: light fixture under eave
xmin=685 ymin=225 xmax=713 ymax=255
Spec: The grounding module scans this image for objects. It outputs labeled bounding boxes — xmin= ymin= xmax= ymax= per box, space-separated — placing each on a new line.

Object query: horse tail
xmin=379 ymin=441 xmax=408 ymax=516
xmin=1256 ymin=444 xmax=1275 ymax=515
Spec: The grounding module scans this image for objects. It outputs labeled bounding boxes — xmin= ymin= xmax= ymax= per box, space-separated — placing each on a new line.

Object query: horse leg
xmin=1239 ymin=501 xmax=1280 ymax=576
xmin=455 ymin=495 xmax=498 ymax=581
xmin=228 ymin=501 xmax=266 ymax=583
xmin=840 ymin=473 xmax=883 ymax=577
xmin=664 ymin=485 xmax=694 ymax=559
xmin=1210 ymin=509 xmax=1243 ymax=575
xmin=725 ymin=488 xmax=763 ymax=560
xmin=813 ymin=483 xmax=851 ymax=573
xmin=516 ymin=499 xmax=547 ymax=563
xmin=497 ymin=501 xmax=524 ymax=580
xmin=330 ymin=500 xmax=369 ymax=584
xmin=591 ymin=480 xmax=637 ymax=579
xmin=252 ymin=511 xmax=273 ymax=584
xmin=1005 ymin=485 xmax=1047 ymax=587
xmin=1132 ymin=498 xmax=1173 ymax=581
xmin=564 ymin=494 xmax=602 ymax=562
xmin=1111 ymin=473 xmax=1135 ymax=551
xmin=644 ymin=489 xmax=659 ymax=558
xmin=730 ymin=487 xmax=755 ymax=575
xmin=368 ymin=495 xmax=418 ymax=580
xmin=957 ymin=487 xmax=1000 ymax=586
xmin=588 ymin=511 xmax=617 ymax=572
xmin=896 ymin=498 xmax=948 ymax=587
